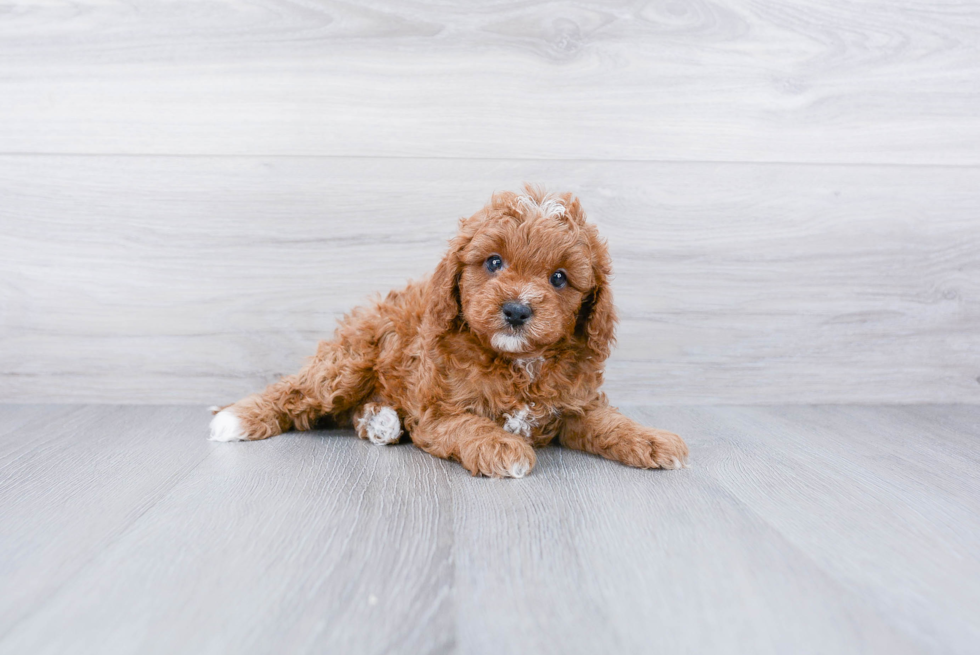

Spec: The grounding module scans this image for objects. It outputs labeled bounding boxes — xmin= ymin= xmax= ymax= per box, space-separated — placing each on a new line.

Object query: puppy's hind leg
xmin=209 ymin=337 xmax=376 ymax=442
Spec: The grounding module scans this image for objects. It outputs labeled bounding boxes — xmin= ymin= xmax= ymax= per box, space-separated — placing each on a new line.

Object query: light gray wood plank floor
xmin=0 ymin=405 xmax=977 ymax=654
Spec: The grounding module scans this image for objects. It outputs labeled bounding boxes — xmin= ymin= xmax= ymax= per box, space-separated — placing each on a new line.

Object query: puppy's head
xmin=426 ymin=186 xmax=616 ymax=360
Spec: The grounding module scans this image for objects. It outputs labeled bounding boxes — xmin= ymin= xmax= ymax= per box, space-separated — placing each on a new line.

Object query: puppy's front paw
xmin=620 ymin=428 xmax=690 ymax=470
xmin=459 ymin=433 xmax=536 ymax=479
xmin=208 ymin=408 xmax=248 ymax=442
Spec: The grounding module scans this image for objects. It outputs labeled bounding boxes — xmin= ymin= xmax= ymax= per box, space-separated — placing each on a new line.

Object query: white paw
xmin=506 ymin=456 xmax=532 ymax=479
xmin=502 ymin=405 xmax=536 ymax=439
xmin=357 ymin=405 xmax=402 ymax=445
xmin=209 ymin=409 xmax=248 ymax=442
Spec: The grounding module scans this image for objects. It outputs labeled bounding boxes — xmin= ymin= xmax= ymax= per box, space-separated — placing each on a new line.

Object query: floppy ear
xmin=423 ymin=231 xmax=469 ymax=335
xmin=576 ymin=225 xmax=618 ymax=361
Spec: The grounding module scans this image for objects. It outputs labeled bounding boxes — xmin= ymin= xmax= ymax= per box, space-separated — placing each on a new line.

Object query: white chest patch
xmin=502 ymin=405 xmax=538 ymax=439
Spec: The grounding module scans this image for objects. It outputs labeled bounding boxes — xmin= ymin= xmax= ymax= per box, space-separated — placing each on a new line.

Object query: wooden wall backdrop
xmin=0 ymin=0 xmax=978 ymax=405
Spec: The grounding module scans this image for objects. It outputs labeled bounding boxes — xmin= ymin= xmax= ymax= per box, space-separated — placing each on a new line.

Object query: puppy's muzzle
xmin=501 ymin=301 xmax=533 ymax=328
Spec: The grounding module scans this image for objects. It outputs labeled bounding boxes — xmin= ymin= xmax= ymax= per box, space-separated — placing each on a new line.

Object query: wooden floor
xmin=0 ymin=405 xmax=977 ymax=654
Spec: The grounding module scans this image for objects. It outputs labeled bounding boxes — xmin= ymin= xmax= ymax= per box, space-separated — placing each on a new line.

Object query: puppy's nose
xmin=502 ymin=301 xmax=533 ymax=327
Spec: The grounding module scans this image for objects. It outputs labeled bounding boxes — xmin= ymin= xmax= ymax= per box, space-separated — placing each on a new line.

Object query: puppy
xmin=209 ymin=186 xmax=689 ymax=478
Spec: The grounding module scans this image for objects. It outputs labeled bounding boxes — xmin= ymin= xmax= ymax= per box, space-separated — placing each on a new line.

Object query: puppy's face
xmin=456 ymin=199 xmax=595 ymax=355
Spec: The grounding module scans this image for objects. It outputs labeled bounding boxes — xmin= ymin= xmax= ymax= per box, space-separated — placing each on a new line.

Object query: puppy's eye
xmin=485 ymin=255 xmax=504 ymax=273
xmin=550 ymin=270 xmax=567 ymax=289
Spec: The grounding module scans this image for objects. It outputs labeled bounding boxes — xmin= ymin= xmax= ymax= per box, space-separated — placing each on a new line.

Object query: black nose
xmin=502 ymin=301 xmax=533 ymax=327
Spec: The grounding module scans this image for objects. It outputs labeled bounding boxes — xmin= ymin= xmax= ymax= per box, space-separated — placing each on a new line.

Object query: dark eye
xmin=485 ymin=254 xmax=503 ymax=273
xmin=550 ymin=270 xmax=567 ymax=289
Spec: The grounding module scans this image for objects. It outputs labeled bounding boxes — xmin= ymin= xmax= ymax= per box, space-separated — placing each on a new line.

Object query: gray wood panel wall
xmin=1 ymin=0 xmax=978 ymax=405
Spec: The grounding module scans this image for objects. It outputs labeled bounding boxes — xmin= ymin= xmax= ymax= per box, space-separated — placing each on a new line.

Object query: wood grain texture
xmin=0 ymin=409 xmax=455 ymax=655
xmin=0 ymin=0 xmax=979 ymax=163
xmin=2 ymin=156 xmax=977 ymax=404
xmin=1 ymin=404 xmax=978 ymax=653
xmin=448 ymin=441 xmax=920 ymax=655
xmin=631 ymin=405 xmax=980 ymax=654
xmin=0 ymin=405 xmax=213 ymax=634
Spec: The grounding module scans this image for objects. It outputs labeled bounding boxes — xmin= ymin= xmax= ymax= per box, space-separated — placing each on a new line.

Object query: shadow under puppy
xmin=210 ymin=186 xmax=689 ymax=478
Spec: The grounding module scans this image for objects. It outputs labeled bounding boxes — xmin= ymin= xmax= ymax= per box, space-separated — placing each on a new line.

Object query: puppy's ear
xmin=423 ymin=229 xmax=470 ymax=335
xmin=576 ymin=223 xmax=618 ymax=361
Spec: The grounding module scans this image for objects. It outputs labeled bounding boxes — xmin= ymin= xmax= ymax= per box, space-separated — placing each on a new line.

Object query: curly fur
xmin=210 ymin=186 xmax=689 ymax=477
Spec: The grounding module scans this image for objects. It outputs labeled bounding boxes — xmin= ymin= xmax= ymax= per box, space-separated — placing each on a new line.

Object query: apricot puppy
xmin=210 ymin=186 xmax=689 ymax=477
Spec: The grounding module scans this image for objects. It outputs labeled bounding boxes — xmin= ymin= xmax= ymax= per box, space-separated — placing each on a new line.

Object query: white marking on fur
xmin=357 ymin=405 xmax=402 ymax=445
xmin=516 ymin=194 xmax=565 ymax=219
xmin=514 ymin=356 xmax=544 ymax=380
xmin=669 ymin=457 xmax=682 ymax=470
xmin=507 ymin=457 xmax=532 ymax=478
xmin=209 ymin=409 xmax=247 ymax=442
xmin=515 ymin=194 xmax=537 ymax=214
xmin=492 ymin=332 xmax=528 ymax=353
xmin=502 ymin=405 xmax=537 ymax=439
xmin=539 ymin=199 xmax=566 ymax=219
xmin=518 ymin=284 xmax=545 ymax=306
